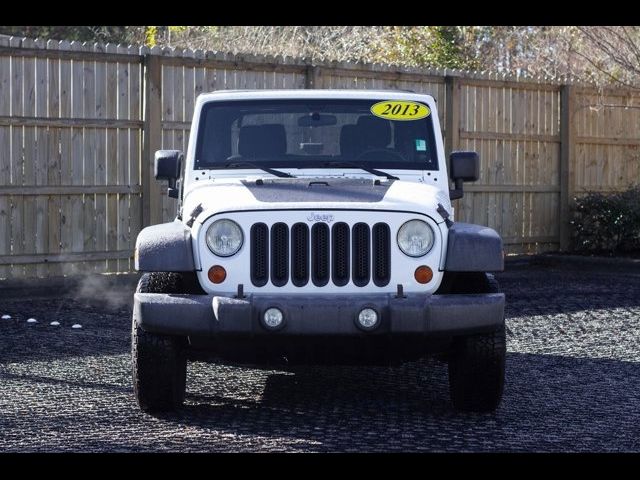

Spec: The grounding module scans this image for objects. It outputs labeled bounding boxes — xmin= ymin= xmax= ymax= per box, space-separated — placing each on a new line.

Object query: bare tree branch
xmin=621 ymin=26 xmax=640 ymax=65
xmin=572 ymin=49 xmax=639 ymax=89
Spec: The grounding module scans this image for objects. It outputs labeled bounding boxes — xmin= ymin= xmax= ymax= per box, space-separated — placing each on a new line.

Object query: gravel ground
xmin=1 ymin=262 xmax=639 ymax=452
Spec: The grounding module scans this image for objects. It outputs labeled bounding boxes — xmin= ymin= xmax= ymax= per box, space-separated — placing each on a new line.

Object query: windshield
xmin=195 ymin=99 xmax=439 ymax=171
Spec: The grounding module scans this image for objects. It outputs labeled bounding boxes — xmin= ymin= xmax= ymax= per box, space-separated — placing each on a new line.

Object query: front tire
xmin=132 ymin=273 xmax=187 ymax=413
xmin=448 ymin=325 xmax=506 ymax=412
xmin=447 ymin=273 xmax=505 ymax=412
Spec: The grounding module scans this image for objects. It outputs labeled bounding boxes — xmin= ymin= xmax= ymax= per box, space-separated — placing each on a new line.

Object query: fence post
xmin=305 ymin=65 xmax=321 ymax=89
xmin=559 ymin=84 xmax=575 ymax=251
xmin=142 ymin=53 xmax=162 ymax=227
xmin=444 ymin=75 xmax=460 ymax=158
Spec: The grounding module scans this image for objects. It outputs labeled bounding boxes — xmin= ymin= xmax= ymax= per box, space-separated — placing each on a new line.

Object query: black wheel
xmin=447 ymin=273 xmax=506 ymax=412
xmin=132 ymin=273 xmax=188 ymax=413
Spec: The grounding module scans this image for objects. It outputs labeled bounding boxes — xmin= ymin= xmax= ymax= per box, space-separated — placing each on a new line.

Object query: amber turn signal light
xmin=208 ymin=265 xmax=227 ymax=284
xmin=414 ymin=266 xmax=433 ymax=284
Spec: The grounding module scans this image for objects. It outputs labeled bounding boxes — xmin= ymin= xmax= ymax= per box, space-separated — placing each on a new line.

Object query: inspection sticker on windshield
xmin=370 ymin=101 xmax=430 ymax=121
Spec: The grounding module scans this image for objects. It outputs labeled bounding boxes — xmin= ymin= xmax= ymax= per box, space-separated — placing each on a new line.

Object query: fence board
xmin=66 ymin=42 xmax=85 ymax=275
xmin=10 ymin=126 xmax=24 ymax=278
xmin=45 ymin=41 xmax=61 ymax=276
xmin=143 ymin=49 xmax=162 ymax=227
xmin=116 ymin=49 xmax=130 ymax=272
xmin=129 ymin=128 xmax=142 ymax=270
xmin=127 ymin=48 xmax=143 ymax=271
xmin=8 ymin=45 xmax=24 ymax=277
xmin=83 ymin=55 xmax=97 ymax=270
xmin=92 ymin=47 xmax=107 ymax=273
xmin=94 ymin=128 xmax=107 ymax=272
xmin=0 ymin=124 xmax=9 ymax=279
xmin=25 ymin=132 xmax=38 ymax=272
xmin=56 ymin=42 xmax=72 ymax=276
xmin=35 ymin=54 xmax=48 ymax=277
xmin=0 ymin=51 xmax=10 ymax=117
xmin=0 ymin=48 xmax=9 ymax=275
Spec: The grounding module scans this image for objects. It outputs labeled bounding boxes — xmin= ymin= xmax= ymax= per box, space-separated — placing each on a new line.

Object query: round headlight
xmin=397 ymin=220 xmax=434 ymax=257
xmin=206 ymin=219 xmax=244 ymax=257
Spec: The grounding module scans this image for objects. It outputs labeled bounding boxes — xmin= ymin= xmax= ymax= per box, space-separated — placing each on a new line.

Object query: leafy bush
xmin=571 ymin=186 xmax=640 ymax=253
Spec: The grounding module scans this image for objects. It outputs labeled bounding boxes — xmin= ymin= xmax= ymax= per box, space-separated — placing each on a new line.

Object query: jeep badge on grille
xmin=307 ymin=213 xmax=334 ymax=223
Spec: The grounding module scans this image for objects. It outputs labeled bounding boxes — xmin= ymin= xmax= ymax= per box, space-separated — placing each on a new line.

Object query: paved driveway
xmin=1 ymin=260 xmax=639 ymax=452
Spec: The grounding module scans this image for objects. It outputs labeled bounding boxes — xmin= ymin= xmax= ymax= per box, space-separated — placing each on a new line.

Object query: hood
xmin=183 ymin=177 xmax=452 ymax=225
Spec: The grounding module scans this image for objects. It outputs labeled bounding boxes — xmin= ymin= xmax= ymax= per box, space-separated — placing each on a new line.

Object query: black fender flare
xmin=444 ymin=222 xmax=504 ymax=272
xmin=135 ymin=220 xmax=195 ymax=272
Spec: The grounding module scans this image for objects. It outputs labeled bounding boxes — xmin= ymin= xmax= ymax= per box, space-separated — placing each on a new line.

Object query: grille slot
xmin=352 ymin=222 xmax=370 ymax=287
xmin=270 ymin=222 xmax=289 ymax=287
xmin=291 ymin=223 xmax=309 ymax=287
xmin=250 ymin=219 xmax=389 ymax=288
xmin=372 ymin=223 xmax=391 ymax=286
xmin=332 ymin=222 xmax=350 ymax=286
xmin=311 ymin=223 xmax=330 ymax=286
xmin=250 ymin=223 xmax=269 ymax=286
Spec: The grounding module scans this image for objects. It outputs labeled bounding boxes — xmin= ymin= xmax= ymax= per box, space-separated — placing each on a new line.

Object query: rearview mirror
xmin=449 ymin=151 xmax=479 ymax=200
xmin=298 ymin=113 xmax=337 ymax=127
xmin=154 ymin=150 xmax=183 ymax=199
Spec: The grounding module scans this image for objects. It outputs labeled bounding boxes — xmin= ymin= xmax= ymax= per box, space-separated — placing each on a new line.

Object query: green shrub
xmin=571 ymin=185 xmax=640 ymax=253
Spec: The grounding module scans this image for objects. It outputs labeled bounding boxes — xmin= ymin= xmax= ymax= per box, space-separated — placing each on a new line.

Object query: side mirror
xmin=155 ymin=150 xmax=183 ymax=199
xmin=449 ymin=151 xmax=479 ymax=200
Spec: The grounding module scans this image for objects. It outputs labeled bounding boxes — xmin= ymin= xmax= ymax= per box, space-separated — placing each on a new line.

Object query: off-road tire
xmin=447 ymin=272 xmax=506 ymax=412
xmin=132 ymin=273 xmax=188 ymax=412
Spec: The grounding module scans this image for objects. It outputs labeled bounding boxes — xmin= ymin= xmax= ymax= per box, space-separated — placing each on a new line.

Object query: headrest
xmin=356 ymin=116 xmax=391 ymax=148
xmin=340 ymin=124 xmax=363 ymax=156
xmin=238 ymin=124 xmax=287 ymax=157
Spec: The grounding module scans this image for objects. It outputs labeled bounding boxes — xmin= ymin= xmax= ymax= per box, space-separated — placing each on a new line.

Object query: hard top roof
xmin=197 ymin=89 xmax=436 ymax=103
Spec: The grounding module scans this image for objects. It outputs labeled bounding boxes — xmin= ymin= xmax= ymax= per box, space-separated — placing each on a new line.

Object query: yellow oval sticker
xmin=370 ymin=100 xmax=430 ymax=121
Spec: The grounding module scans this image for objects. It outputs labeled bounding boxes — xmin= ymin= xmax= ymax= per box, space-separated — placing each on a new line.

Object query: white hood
xmin=182 ymin=177 xmax=452 ymax=225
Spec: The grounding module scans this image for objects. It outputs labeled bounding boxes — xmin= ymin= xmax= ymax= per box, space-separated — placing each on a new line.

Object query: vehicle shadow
xmin=161 ymin=351 xmax=640 ymax=451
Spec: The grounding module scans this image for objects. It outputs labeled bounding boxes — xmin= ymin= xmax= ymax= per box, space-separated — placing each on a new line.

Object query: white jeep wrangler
xmin=132 ymin=89 xmax=505 ymax=413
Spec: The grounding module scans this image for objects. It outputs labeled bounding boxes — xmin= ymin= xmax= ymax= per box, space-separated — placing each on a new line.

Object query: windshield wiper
xmin=320 ymin=161 xmax=399 ymax=180
xmin=224 ymin=161 xmax=296 ymax=178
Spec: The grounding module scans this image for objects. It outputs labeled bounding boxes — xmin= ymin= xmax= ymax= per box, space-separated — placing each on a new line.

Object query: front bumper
xmin=133 ymin=292 xmax=505 ymax=337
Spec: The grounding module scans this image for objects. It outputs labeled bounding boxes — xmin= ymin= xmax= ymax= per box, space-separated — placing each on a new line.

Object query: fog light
xmin=263 ymin=307 xmax=284 ymax=329
xmin=208 ymin=265 xmax=227 ymax=284
xmin=414 ymin=265 xmax=433 ymax=284
xmin=356 ymin=308 xmax=379 ymax=331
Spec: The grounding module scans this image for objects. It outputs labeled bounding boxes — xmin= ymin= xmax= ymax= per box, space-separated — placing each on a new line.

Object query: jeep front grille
xmin=250 ymin=221 xmax=391 ymax=288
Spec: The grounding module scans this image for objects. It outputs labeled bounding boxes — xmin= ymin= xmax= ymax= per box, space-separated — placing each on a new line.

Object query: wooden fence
xmin=1 ymin=37 xmax=639 ymax=279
